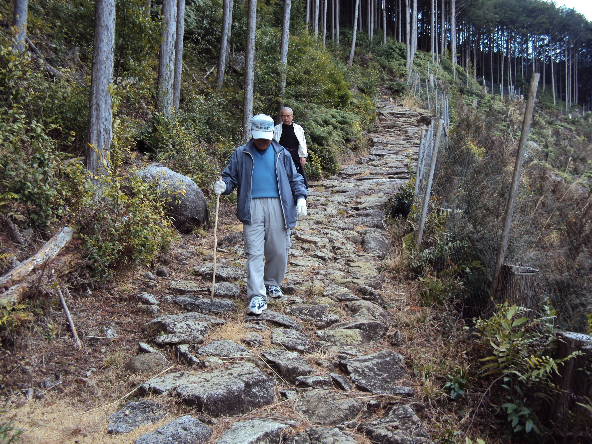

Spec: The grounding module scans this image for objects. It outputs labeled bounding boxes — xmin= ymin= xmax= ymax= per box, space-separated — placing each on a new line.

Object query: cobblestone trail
xmin=115 ymin=99 xmax=432 ymax=443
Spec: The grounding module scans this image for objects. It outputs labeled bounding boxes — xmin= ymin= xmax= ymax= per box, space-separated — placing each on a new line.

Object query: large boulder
xmin=138 ymin=164 xmax=208 ymax=233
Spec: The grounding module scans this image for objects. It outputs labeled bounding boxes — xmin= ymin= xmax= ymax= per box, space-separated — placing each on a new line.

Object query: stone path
xmin=112 ymin=98 xmax=432 ymax=443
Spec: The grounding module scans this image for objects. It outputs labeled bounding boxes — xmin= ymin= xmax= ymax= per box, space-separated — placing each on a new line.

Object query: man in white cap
xmin=213 ymin=114 xmax=308 ymax=315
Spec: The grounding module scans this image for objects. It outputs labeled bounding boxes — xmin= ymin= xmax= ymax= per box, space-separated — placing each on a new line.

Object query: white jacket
xmin=273 ymin=123 xmax=308 ymax=158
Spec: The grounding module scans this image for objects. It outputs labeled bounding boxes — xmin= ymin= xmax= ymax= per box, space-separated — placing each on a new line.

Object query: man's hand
xmin=213 ymin=178 xmax=226 ymax=195
xmin=296 ymin=198 xmax=307 ymax=218
xmin=299 ymin=157 xmax=307 ymax=166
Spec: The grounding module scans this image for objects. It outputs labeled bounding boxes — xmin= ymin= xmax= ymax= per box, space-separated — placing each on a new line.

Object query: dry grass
xmin=401 ymin=93 xmax=423 ymax=111
xmin=6 ymin=398 xmax=175 ymax=444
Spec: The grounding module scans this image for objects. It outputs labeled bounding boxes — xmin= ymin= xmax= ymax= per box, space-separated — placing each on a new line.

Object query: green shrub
xmin=474 ymin=304 xmax=580 ymax=436
xmin=387 ymin=181 xmax=415 ymax=219
xmin=77 ymin=174 xmax=177 ymax=281
xmin=418 ymin=275 xmax=465 ymax=306
xmin=285 ymin=34 xmax=352 ymax=108
xmin=141 ymin=112 xmax=229 ymax=191
xmin=0 ymin=109 xmax=72 ymax=229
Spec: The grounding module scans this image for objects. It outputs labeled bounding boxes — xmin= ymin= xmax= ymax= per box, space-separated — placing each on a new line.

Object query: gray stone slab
xmin=331 ymin=320 xmax=388 ymax=341
xmin=286 ymin=304 xmax=341 ymax=328
xmin=317 ymin=329 xmax=364 ymax=346
xmin=342 ymin=350 xmax=407 ymax=395
xmin=261 ymin=349 xmax=315 ymax=383
xmin=198 ymin=340 xmax=251 ymax=358
xmin=216 ymin=419 xmax=291 ymax=444
xmin=362 ymin=404 xmax=432 ymax=443
xmin=194 ymin=264 xmax=245 ymax=281
xmin=135 ymin=415 xmax=212 ymax=444
xmin=108 ymin=400 xmax=165 ymax=434
xmin=174 ymin=296 xmax=237 ymax=314
xmin=295 ymin=375 xmax=334 ymax=389
xmin=271 ymin=328 xmax=312 ymax=352
xmin=141 ymin=363 xmax=275 ymax=416
xmin=246 ymin=310 xmax=303 ymax=331
xmin=296 ymin=389 xmax=364 ymax=426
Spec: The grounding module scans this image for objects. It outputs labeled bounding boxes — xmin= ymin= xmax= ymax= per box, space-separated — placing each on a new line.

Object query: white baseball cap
xmin=251 ymin=114 xmax=274 ymax=140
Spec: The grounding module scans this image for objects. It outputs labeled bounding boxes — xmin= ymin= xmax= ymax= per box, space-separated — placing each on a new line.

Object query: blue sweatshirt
xmin=251 ymin=146 xmax=280 ymax=198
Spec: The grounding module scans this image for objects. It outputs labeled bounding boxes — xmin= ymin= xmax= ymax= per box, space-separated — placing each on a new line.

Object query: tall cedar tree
xmin=243 ymin=0 xmax=257 ymax=140
xmin=157 ymin=0 xmax=177 ymax=116
xmin=87 ymin=0 xmax=115 ymax=175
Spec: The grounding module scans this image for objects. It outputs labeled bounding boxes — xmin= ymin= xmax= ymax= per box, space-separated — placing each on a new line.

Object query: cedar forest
xmin=0 ymin=0 xmax=591 ymax=443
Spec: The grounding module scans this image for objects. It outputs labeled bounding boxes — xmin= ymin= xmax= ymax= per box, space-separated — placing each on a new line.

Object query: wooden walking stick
xmin=211 ymin=188 xmax=221 ymax=301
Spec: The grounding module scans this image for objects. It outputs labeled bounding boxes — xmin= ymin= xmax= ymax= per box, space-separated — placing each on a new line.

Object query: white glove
xmin=213 ymin=178 xmax=226 ymax=195
xmin=296 ymin=198 xmax=307 ymax=218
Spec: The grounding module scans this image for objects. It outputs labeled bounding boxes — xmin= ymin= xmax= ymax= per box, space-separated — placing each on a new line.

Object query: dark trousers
xmin=288 ymin=150 xmax=308 ymax=189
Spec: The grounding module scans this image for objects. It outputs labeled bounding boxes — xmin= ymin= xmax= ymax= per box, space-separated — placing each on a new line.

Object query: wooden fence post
xmin=492 ymin=73 xmax=540 ymax=298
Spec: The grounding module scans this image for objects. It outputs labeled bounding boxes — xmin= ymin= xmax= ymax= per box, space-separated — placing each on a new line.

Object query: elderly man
xmin=273 ymin=107 xmax=309 ymax=188
xmin=213 ymin=114 xmax=308 ymax=315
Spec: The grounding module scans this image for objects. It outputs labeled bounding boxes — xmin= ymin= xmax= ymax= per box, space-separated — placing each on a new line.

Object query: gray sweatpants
xmin=243 ymin=198 xmax=290 ymax=298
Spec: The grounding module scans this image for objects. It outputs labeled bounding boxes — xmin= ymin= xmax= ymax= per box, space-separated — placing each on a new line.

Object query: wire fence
xmin=409 ymin=69 xmax=451 ymax=247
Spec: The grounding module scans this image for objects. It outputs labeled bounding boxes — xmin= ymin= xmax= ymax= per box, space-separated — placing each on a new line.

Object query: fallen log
xmin=0 ymin=226 xmax=74 ymax=291
xmin=0 ymin=282 xmax=31 ymax=307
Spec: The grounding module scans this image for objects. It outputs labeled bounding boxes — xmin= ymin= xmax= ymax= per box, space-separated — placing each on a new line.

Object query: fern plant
xmin=474 ymin=304 xmax=580 ymax=436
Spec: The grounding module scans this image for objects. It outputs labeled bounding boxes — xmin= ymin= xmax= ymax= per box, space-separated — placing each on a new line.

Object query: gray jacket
xmin=220 ymin=140 xmax=307 ymax=229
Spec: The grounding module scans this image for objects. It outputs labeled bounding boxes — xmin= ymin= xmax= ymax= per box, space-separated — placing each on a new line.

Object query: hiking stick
xmin=211 ymin=192 xmax=221 ymax=301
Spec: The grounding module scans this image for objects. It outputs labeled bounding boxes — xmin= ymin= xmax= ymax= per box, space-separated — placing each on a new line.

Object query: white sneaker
xmin=248 ymin=295 xmax=267 ymax=315
xmin=266 ymin=285 xmax=284 ymax=299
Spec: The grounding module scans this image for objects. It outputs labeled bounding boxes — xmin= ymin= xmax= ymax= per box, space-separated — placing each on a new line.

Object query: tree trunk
xmin=430 ymin=0 xmax=435 ymax=61
xmin=500 ymin=33 xmax=504 ymax=98
xmin=306 ymin=0 xmax=310 ymax=25
xmin=440 ymin=0 xmax=445 ymax=57
xmin=411 ymin=0 xmax=417 ymax=66
xmin=87 ymin=0 xmax=115 ymax=175
xmin=279 ymin=0 xmax=292 ymax=103
xmin=322 ymin=0 xmax=327 ymax=47
xmin=336 ymin=0 xmax=340 ymax=44
xmin=382 ymin=0 xmax=386 ymax=44
xmin=314 ymin=0 xmax=319 ymax=37
xmin=398 ymin=0 xmax=401 ymax=42
xmin=13 ymin=0 xmax=28 ymax=53
xmin=331 ymin=0 xmax=335 ymax=42
xmin=348 ymin=0 xmax=360 ymax=66
xmin=172 ymin=0 xmax=185 ymax=109
xmin=243 ymin=0 xmax=257 ymax=141
xmin=157 ymin=0 xmax=177 ymax=116
xmin=367 ymin=0 xmax=371 ymax=42
xmin=370 ymin=0 xmax=374 ymax=43
xmin=551 ymin=55 xmax=556 ymax=105
xmin=405 ymin=0 xmax=410 ymax=74
xmin=565 ymin=46 xmax=569 ymax=111
xmin=216 ymin=0 xmax=234 ymax=88
xmin=450 ymin=0 xmax=456 ymax=78
xmin=145 ymin=0 xmax=151 ymax=17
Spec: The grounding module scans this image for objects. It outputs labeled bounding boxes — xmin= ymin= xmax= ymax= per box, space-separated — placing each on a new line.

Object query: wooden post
xmin=416 ymin=119 xmax=443 ymax=248
xmin=492 ymin=73 xmax=540 ymax=298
